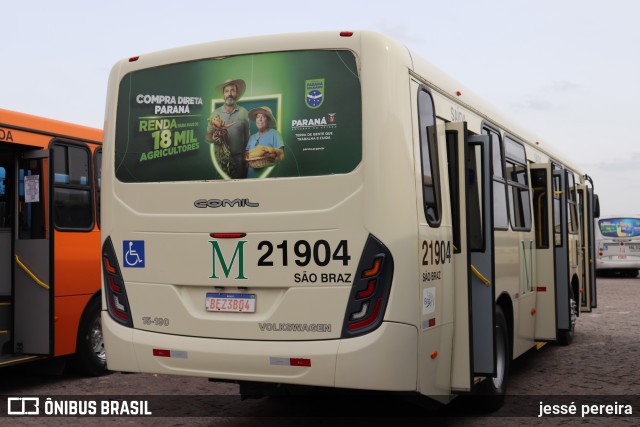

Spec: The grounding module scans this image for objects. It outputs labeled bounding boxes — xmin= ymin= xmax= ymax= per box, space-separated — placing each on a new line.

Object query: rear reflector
xmin=269 ymin=357 xmax=311 ymax=367
xmin=290 ymin=358 xmax=311 ymax=367
xmin=153 ymin=349 xmax=188 ymax=359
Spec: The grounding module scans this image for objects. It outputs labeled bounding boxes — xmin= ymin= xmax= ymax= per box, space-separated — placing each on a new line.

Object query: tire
xmin=75 ymin=297 xmax=108 ymax=376
xmin=557 ymin=288 xmax=577 ymax=346
xmin=471 ymin=306 xmax=510 ymax=412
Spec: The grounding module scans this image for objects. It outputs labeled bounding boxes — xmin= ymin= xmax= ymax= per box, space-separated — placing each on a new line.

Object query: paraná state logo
xmin=305 ymin=79 xmax=325 ymax=109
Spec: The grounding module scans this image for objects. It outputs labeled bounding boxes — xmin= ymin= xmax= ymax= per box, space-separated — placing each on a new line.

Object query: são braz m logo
xmin=209 ymin=240 xmax=248 ymax=280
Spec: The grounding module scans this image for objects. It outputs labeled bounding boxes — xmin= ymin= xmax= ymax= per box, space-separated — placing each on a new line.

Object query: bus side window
xmin=553 ymin=174 xmax=563 ymax=247
xmin=532 ymin=169 xmax=549 ymax=249
xmin=566 ymin=171 xmax=579 ymax=234
xmin=418 ymin=88 xmax=441 ymax=226
xmin=18 ymin=159 xmax=47 ymax=239
xmin=446 ymin=131 xmax=461 ymax=253
xmin=483 ymin=126 xmax=508 ymax=229
xmin=94 ymin=148 xmax=102 ymax=229
xmin=504 ymin=137 xmax=531 ymax=231
xmin=467 ymin=144 xmax=484 ymax=251
xmin=0 ymin=166 xmax=8 ymax=228
xmin=52 ymin=141 xmax=94 ymax=231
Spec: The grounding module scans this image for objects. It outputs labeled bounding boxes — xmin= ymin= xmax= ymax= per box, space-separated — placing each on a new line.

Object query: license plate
xmin=628 ymin=244 xmax=640 ymax=252
xmin=205 ymin=293 xmax=256 ymax=313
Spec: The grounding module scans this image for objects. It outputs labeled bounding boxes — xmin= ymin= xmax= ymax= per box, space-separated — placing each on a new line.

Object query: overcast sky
xmin=2 ymin=0 xmax=639 ymax=216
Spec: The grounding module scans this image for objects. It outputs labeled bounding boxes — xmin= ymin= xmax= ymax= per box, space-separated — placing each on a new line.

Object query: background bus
xmin=100 ymin=31 xmax=598 ymax=410
xmin=595 ymin=215 xmax=640 ymax=277
xmin=0 ymin=109 xmax=105 ymax=375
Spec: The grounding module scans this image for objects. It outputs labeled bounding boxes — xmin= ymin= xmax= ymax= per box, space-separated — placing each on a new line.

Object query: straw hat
xmin=216 ymin=79 xmax=246 ymax=98
xmin=249 ymin=106 xmax=276 ymax=127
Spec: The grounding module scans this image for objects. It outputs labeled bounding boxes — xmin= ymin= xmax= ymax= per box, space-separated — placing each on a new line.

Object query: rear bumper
xmin=596 ymin=258 xmax=640 ymax=270
xmin=103 ymin=313 xmax=418 ymax=391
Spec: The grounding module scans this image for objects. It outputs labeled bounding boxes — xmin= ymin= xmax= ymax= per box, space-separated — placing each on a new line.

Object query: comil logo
xmin=7 ymin=397 xmax=40 ymax=415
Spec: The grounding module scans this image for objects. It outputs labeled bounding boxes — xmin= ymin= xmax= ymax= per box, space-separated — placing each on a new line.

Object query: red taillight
xmin=342 ymin=235 xmax=394 ymax=337
xmin=348 ymin=299 xmax=382 ymax=330
xmin=108 ymin=276 xmax=121 ymax=292
xmin=129 ymin=56 xmax=140 ymax=62
xmin=356 ymin=280 xmax=376 ymax=299
xmin=102 ymin=237 xmax=133 ymax=327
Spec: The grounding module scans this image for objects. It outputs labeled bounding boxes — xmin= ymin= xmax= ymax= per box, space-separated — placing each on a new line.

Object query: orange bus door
xmin=14 ymin=149 xmax=51 ymax=355
xmin=0 ymin=151 xmax=12 ymax=354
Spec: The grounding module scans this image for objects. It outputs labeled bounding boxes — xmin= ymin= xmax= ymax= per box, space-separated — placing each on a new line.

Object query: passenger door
xmin=14 ymin=149 xmax=51 ymax=355
xmin=531 ymin=164 xmax=553 ymax=339
xmin=578 ymin=183 xmax=597 ymax=312
xmin=552 ymin=169 xmax=572 ymax=334
xmin=447 ymin=122 xmax=496 ymax=390
xmin=531 ymin=164 xmax=571 ymax=340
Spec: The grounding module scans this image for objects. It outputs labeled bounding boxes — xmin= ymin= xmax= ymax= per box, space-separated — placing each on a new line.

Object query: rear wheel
xmin=471 ymin=306 xmax=510 ymax=412
xmin=557 ymin=288 xmax=577 ymax=346
xmin=75 ymin=297 xmax=108 ymax=376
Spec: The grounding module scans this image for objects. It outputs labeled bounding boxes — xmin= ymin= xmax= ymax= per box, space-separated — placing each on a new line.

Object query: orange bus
xmin=0 ymin=109 xmax=105 ymax=375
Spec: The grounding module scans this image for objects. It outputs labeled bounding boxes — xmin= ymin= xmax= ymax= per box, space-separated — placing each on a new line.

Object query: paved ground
xmin=0 ymin=276 xmax=638 ymax=426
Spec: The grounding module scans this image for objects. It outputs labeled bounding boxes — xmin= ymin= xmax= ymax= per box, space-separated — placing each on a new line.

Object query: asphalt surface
xmin=0 ymin=275 xmax=638 ymax=426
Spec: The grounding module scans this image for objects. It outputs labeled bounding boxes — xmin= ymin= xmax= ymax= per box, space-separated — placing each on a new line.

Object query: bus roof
xmin=407 ymin=45 xmax=582 ymax=174
xmin=0 ymin=108 xmax=102 ymax=144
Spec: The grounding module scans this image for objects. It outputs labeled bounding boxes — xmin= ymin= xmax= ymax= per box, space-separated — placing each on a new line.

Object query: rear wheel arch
xmin=74 ymin=292 xmax=108 ymax=376
xmin=496 ymin=292 xmax=513 ymax=357
xmin=469 ymin=301 xmax=512 ymax=412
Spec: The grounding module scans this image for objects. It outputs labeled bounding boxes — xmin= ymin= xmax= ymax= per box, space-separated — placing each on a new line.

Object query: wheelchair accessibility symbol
xmin=123 ymin=240 xmax=145 ymax=268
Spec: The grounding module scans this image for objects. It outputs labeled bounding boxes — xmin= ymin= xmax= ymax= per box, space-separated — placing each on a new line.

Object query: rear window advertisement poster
xmin=115 ymin=50 xmax=362 ymax=182
xmin=599 ymin=218 xmax=640 ymax=238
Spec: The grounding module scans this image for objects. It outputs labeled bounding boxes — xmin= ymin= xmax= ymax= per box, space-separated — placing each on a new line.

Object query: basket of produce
xmin=245 ymin=146 xmax=280 ymax=169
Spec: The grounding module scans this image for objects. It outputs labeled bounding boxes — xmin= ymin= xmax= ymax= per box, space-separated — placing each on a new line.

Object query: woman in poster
xmin=245 ymin=106 xmax=285 ymax=178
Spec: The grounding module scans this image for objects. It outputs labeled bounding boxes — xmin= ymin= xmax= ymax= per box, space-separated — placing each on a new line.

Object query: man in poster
xmin=206 ymin=79 xmax=250 ymax=179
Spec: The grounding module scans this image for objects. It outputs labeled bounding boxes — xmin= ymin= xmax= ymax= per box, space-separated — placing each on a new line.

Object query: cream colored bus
xmin=595 ymin=215 xmax=640 ymax=278
xmin=100 ymin=31 xmax=599 ymax=410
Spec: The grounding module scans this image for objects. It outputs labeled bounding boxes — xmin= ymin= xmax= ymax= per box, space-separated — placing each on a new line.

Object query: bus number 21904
xmin=422 ymin=240 xmax=452 ymax=266
xmin=258 ymin=239 xmax=351 ymax=267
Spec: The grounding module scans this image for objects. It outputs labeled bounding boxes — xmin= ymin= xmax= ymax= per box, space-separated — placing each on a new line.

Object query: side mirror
xmin=593 ymin=194 xmax=601 ymax=218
